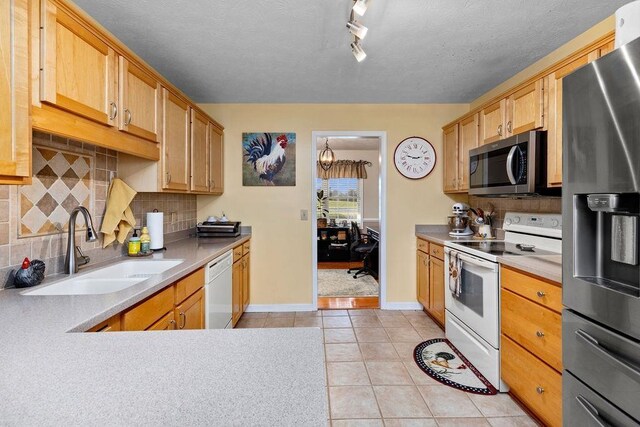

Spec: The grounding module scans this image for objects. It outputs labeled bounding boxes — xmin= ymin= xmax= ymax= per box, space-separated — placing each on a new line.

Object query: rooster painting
xmin=242 ymin=132 xmax=296 ymax=186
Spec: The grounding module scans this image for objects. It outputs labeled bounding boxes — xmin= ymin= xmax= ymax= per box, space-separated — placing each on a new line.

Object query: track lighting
xmin=351 ymin=42 xmax=367 ymax=62
xmin=352 ymin=0 xmax=369 ymax=16
xmin=346 ymin=20 xmax=368 ymax=39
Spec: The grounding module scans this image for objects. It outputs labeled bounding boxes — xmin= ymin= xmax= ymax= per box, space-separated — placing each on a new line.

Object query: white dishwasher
xmin=205 ymin=250 xmax=233 ymax=329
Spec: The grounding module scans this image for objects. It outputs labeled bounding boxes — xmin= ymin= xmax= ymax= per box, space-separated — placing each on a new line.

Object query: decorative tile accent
xmin=19 ymin=146 xmax=93 ymax=237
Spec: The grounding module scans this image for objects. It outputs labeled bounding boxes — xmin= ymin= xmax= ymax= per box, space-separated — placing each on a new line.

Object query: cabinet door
xmin=442 ymin=124 xmax=459 ymax=193
xmin=458 ymin=113 xmax=479 ymax=191
xmin=208 ymin=124 xmax=224 ymax=194
xmin=122 ymin=285 xmax=175 ymax=331
xmin=506 ymin=80 xmax=544 ymax=135
xmin=546 ymin=53 xmax=594 ymax=187
xmin=147 ymin=311 xmax=176 ymax=331
xmin=242 ymin=253 xmax=250 ymax=312
xmin=416 ymin=250 xmax=429 ymax=309
xmin=190 ymin=109 xmax=209 ymax=192
xmin=175 ymin=287 xmax=205 ymax=330
xmin=87 ymin=314 xmax=121 ymax=332
xmin=599 ymin=40 xmax=615 ymax=57
xmin=479 ymin=99 xmax=506 ymax=145
xmin=0 ymin=0 xmax=30 ymax=183
xmin=429 ymin=257 xmax=445 ymax=326
xmin=232 ymin=260 xmax=243 ymax=327
xmin=162 ymin=88 xmax=190 ymax=191
xmin=40 ymin=0 xmax=117 ymax=126
xmin=119 ymin=57 xmax=161 ymax=142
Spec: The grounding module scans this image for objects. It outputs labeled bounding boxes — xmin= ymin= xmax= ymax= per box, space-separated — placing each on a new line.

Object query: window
xmin=316 ymin=178 xmax=363 ymax=224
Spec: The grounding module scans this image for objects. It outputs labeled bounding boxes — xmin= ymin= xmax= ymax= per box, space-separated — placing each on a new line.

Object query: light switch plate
xmin=300 ymin=209 xmax=308 ymax=221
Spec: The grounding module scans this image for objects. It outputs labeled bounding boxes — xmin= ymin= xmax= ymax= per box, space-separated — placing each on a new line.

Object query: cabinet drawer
xmin=501 ymin=289 xmax=562 ymax=371
xmin=122 ymin=285 xmax=175 ymax=331
xmin=501 ymin=334 xmax=562 ymax=427
xmin=417 ymin=239 xmax=429 ymax=254
xmin=429 ymin=243 xmax=444 ymax=260
xmin=242 ymin=240 xmax=250 ymax=255
xmin=175 ymin=267 xmax=204 ymax=304
xmin=501 ymin=266 xmax=562 ymax=313
xmin=146 ymin=311 xmax=176 ymax=331
xmin=233 ymin=245 xmax=243 ymax=262
xmin=87 ymin=315 xmax=121 ymax=332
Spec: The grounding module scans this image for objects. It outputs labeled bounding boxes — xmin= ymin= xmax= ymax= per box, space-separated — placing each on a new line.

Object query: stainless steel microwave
xmin=468 ymin=130 xmax=558 ymax=196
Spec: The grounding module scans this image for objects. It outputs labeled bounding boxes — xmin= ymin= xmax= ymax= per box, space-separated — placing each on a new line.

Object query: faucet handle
xmin=75 ymin=246 xmax=90 ymax=266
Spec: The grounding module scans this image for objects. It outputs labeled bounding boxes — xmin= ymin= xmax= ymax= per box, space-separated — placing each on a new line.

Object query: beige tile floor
xmin=237 ymin=309 xmax=539 ymax=427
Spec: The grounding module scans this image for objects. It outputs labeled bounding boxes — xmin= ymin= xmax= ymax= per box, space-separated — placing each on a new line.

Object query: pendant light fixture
xmin=319 ymin=139 xmax=336 ymax=171
xmin=347 ymin=0 xmax=370 ymax=61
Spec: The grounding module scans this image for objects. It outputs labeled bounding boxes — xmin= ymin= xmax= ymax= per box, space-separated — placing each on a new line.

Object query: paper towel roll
xmin=146 ymin=212 xmax=164 ymax=250
xmin=616 ymin=1 xmax=640 ymax=48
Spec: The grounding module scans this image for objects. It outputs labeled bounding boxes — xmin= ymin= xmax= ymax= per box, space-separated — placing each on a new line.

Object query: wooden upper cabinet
xmin=442 ymin=124 xmax=459 ymax=192
xmin=546 ymin=53 xmax=594 ymax=187
xmin=208 ymin=124 xmax=224 ymax=194
xmin=190 ymin=109 xmax=209 ymax=193
xmin=40 ymin=0 xmax=117 ymax=126
xmin=0 ymin=0 xmax=31 ymax=184
xmin=506 ymin=79 xmax=544 ymax=136
xmin=162 ymin=88 xmax=190 ymax=191
xmin=479 ymin=99 xmax=506 ymax=145
xmin=119 ymin=57 xmax=161 ymax=142
xmin=458 ymin=113 xmax=479 ymax=191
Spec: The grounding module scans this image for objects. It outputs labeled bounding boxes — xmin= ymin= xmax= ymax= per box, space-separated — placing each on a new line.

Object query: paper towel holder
xmin=148 ymin=209 xmax=167 ymax=252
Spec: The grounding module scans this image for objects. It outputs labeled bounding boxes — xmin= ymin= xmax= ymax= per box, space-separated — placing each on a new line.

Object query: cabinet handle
xmin=166 ymin=172 xmax=172 ymax=184
xmin=536 ymin=386 xmax=545 ymax=394
xmin=507 ymin=121 xmax=512 ymax=133
xmin=179 ymin=312 xmax=186 ymax=329
xmin=536 ymin=330 xmax=545 ymax=338
xmin=169 ymin=319 xmax=177 ymax=330
xmin=109 ymin=102 xmax=118 ymax=120
xmin=497 ymin=124 xmax=503 ymax=136
xmin=124 ymin=108 xmax=132 ymax=125
xmin=536 ymin=291 xmax=546 ymax=298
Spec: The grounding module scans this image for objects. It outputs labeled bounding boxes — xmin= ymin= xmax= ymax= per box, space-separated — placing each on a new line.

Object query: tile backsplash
xmin=0 ymin=131 xmax=197 ymax=289
xmin=468 ymin=195 xmax=561 ymax=229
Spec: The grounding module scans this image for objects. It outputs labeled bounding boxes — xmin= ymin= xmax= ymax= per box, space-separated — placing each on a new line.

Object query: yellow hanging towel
xmin=100 ymin=178 xmax=137 ymax=248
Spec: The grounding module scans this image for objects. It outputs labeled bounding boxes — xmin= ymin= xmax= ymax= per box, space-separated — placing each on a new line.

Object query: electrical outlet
xmin=171 ymin=212 xmax=177 ymax=224
xmin=300 ymin=209 xmax=308 ymax=221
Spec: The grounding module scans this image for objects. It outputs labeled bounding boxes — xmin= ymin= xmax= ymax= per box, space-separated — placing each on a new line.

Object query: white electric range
xmin=443 ymin=212 xmax=562 ymax=391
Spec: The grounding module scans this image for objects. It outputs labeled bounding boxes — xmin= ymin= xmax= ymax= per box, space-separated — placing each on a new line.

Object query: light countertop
xmin=0 ymin=234 xmax=328 ymax=425
xmin=415 ymin=225 xmax=562 ymax=284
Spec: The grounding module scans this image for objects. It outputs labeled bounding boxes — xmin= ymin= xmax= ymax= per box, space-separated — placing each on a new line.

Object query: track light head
xmin=351 ymin=42 xmax=367 ymax=62
xmin=346 ymin=20 xmax=368 ymax=39
xmin=352 ymin=0 xmax=369 ymax=16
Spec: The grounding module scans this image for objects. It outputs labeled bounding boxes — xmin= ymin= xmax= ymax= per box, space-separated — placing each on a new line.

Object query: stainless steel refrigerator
xmin=563 ymin=36 xmax=640 ymax=426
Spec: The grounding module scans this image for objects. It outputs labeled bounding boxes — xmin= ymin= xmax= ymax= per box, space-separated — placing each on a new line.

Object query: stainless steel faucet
xmin=64 ymin=206 xmax=98 ymax=274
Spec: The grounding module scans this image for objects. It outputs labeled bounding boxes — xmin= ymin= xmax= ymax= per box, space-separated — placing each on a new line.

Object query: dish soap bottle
xmin=140 ymin=227 xmax=151 ymax=254
xmin=128 ymin=229 xmax=141 ymax=256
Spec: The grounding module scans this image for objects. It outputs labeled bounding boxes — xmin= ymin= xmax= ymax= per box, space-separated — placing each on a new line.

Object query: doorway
xmin=311 ymin=131 xmax=387 ymax=310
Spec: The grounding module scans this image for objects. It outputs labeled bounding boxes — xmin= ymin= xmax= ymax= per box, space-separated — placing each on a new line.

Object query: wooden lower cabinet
xmin=416 ymin=239 xmax=445 ymax=328
xmin=175 ymin=287 xmax=205 ymax=330
xmin=147 ymin=311 xmax=177 ymax=331
xmin=500 ymin=266 xmax=562 ymax=426
xmin=232 ymin=242 xmax=251 ymax=327
xmin=87 ymin=314 xmax=121 ymax=332
xmin=122 ymin=285 xmax=175 ymax=331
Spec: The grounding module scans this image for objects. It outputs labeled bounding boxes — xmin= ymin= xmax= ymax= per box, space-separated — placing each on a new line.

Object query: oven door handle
xmin=506 ymin=145 xmax=518 ymax=185
xmin=446 ymin=249 xmax=499 ymax=272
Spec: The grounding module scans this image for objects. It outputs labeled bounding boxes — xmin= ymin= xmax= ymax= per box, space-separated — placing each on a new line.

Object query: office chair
xmin=347 ymin=221 xmax=378 ymax=279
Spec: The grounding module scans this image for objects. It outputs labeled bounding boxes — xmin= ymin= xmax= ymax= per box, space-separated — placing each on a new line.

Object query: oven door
xmin=445 ymin=248 xmax=500 ymax=348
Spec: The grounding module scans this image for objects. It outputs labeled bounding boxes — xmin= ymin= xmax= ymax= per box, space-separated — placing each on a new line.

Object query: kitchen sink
xmin=24 ymin=259 xmax=184 ymax=296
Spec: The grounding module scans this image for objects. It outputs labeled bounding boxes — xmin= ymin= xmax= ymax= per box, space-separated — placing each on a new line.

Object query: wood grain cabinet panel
xmin=87 ymin=314 xmax=121 ymax=332
xmin=174 ymin=267 xmax=204 ymax=305
xmin=119 ymin=57 xmax=161 ymax=142
xmin=501 ymin=266 xmax=562 ymax=313
xmin=416 ymin=239 xmax=429 ymax=254
xmin=208 ymin=123 xmax=224 ymax=194
xmin=40 ymin=0 xmax=117 ymax=126
xmin=147 ymin=310 xmax=176 ymax=331
xmin=416 ymin=250 xmax=429 ymax=310
xmin=175 ymin=287 xmax=205 ymax=330
xmin=162 ymin=88 xmax=190 ymax=191
xmin=121 ymin=285 xmax=174 ymax=331
xmin=479 ymin=99 xmax=506 ymax=145
xmin=442 ymin=124 xmax=459 ymax=192
xmin=232 ymin=258 xmax=243 ymax=327
xmin=457 ymin=113 xmax=479 ymax=191
xmin=190 ymin=109 xmax=209 ymax=193
xmin=506 ymin=79 xmax=544 ymax=135
xmin=0 ymin=0 xmax=31 ymax=184
xmin=428 ymin=257 xmax=445 ymax=326
xmin=242 ymin=253 xmax=250 ymax=312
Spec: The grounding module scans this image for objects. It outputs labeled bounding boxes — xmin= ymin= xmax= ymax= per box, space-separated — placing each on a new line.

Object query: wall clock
xmin=394 ymin=136 xmax=437 ymax=179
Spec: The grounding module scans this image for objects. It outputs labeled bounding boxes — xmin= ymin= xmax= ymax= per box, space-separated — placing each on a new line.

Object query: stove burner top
xmin=451 ymin=241 xmax=557 ymax=257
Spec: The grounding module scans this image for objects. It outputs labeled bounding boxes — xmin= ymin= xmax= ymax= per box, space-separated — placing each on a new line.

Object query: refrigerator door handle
xmin=575 ymin=329 xmax=640 ymax=383
xmin=506 ymin=145 xmax=518 ymax=185
xmin=575 ymin=395 xmax=609 ymax=427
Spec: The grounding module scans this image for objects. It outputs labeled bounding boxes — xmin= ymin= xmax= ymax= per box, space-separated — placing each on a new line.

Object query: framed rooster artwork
xmin=242 ymin=132 xmax=296 ymax=186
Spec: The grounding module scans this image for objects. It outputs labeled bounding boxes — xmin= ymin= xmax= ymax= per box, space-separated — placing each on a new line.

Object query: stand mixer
xmin=448 ymin=203 xmax=474 ymax=237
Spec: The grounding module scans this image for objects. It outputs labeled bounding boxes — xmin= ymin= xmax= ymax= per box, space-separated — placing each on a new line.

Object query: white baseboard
xmin=245 ymin=303 xmax=316 ymax=313
xmin=380 ymin=301 xmax=422 ymax=311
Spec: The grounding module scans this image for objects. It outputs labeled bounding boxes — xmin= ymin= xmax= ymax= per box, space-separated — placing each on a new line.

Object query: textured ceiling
xmin=73 ymin=0 xmax=630 ymax=103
